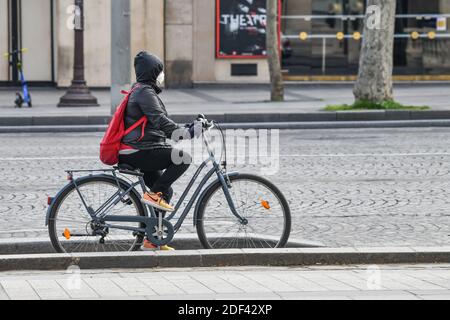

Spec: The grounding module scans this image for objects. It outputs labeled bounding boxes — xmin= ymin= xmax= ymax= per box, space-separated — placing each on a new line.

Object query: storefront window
xmin=281 ymin=0 xmax=450 ymax=77
xmin=394 ymin=0 xmax=450 ymax=75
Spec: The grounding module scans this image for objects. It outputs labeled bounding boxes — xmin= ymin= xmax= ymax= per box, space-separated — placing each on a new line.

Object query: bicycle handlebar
xmin=196 ymin=114 xmax=227 ymax=167
xmin=196 ymin=114 xmax=215 ymax=131
xmin=3 ymin=48 xmax=28 ymax=58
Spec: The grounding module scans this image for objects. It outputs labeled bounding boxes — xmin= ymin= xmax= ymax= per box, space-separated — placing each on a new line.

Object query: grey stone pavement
xmin=0 ymin=264 xmax=449 ymax=300
xmin=0 ymin=83 xmax=450 ymax=117
xmin=0 ymin=127 xmax=450 ymax=247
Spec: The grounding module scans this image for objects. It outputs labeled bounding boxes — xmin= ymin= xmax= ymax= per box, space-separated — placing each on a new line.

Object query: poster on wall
xmin=216 ymin=0 xmax=280 ymax=59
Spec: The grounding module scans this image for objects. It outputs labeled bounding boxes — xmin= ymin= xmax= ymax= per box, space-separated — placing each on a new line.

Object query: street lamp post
xmin=58 ymin=0 xmax=98 ymax=107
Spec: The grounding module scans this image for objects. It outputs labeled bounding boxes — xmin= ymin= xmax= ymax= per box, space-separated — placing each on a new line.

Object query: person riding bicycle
xmin=48 ymin=56 xmax=291 ymax=253
xmin=118 ymin=51 xmax=198 ymax=250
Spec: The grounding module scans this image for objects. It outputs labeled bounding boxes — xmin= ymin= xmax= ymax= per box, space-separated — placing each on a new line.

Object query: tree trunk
xmin=354 ymin=0 xmax=396 ymax=103
xmin=266 ymin=0 xmax=284 ymax=102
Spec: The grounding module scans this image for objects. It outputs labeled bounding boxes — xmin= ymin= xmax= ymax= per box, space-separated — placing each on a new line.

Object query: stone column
xmin=111 ymin=0 xmax=131 ymax=112
xmin=164 ymin=0 xmax=193 ymax=87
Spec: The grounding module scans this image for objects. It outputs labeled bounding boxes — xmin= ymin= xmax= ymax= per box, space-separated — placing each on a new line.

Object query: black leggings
xmin=118 ymin=148 xmax=191 ymax=202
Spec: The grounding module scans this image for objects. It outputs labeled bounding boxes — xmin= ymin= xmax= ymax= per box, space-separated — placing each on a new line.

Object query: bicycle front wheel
xmin=196 ymin=174 xmax=291 ymax=249
xmin=48 ymin=175 xmax=146 ymax=253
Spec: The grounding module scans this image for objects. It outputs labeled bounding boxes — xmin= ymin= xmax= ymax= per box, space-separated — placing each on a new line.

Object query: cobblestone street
xmin=1 ymin=128 xmax=450 ymax=247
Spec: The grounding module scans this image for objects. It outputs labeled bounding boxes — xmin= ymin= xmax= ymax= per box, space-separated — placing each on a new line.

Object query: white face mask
xmin=156 ymin=71 xmax=165 ymax=87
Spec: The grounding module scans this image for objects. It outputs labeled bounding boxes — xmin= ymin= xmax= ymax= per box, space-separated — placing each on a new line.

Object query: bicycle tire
xmin=196 ymin=173 xmax=291 ymax=249
xmin=48 ymin=175 xmax=146 ymax=253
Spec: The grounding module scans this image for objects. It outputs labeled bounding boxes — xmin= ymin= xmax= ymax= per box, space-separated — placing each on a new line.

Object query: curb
xmin=1 ymin=120 xmax=450 ymax=133
xmin=1 ymin=247 xmax=449 ymax=271
xmin=1 ymin=110 xmax=450 ymax=127
xmin=0 ymin=236 xmax=324 ymax=255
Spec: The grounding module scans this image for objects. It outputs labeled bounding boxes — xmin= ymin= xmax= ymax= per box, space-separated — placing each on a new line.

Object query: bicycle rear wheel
xmin=196 ymin=174 xmax=291 ymax=249
xmin=48 ymin=175 xmax=146 ymax=253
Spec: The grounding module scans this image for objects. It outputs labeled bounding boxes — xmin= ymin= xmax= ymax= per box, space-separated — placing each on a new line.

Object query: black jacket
xmin=122 ymin=52 xmax=183 ymax=150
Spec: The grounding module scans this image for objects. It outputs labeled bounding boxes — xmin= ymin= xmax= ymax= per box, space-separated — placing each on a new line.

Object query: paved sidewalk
xmin=0 ymin=264 xmax=449 ymax=300
xmin=0 ymin=83 xmax=449 ymax=119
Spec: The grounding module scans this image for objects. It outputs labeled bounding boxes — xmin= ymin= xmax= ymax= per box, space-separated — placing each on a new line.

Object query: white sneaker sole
xmin=141 ymin=198 xmax=174 ymax=212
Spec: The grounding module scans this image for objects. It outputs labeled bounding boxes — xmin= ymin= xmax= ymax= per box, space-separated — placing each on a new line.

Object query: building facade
xmin=1 ymin=0 xmax=450 ymax=88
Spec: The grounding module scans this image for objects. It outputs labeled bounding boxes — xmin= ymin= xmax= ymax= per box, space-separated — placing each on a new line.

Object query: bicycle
xmin=46 ymin=116 xmax=291 ymax=253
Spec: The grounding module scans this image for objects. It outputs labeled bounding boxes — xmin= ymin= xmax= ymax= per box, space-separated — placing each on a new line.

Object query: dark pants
xmin=119 ymin=148 xmax=191 ymax=203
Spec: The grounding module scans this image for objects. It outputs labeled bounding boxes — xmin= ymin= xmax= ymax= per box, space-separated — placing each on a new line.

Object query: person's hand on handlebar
xmin=185 ymin=120 xmax=204 ymax=139
xmin=183 ymin=115 xmax=213 ymax=139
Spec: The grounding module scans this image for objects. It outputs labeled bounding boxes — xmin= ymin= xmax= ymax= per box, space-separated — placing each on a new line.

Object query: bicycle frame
xmin=53 ymin=127 xmax=243 ymax=243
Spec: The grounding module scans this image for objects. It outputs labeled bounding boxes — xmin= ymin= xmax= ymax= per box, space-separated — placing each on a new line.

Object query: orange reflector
xmin=63 ymin=228 xmax=71 ymax=240
xmin=260 ymin=199 xmax=271 ymax=210
xmin=47 ymin=196 xmax=53 ymax=205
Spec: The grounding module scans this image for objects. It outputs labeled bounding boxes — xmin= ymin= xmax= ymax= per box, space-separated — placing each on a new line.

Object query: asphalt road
xmin=1 ymin=128 xmax=449 ymax=247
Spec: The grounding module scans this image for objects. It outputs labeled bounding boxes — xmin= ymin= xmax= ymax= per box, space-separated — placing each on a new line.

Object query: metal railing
xmin=281 ymin=14 xmax=450 ymax=20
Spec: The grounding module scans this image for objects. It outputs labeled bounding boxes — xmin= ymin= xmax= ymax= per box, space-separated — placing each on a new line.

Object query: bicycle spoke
xmin=51 ymin=179 xmax=143 ymax=253
xmin=210 ymin=221 xmax=240 ymax=248
xmin=199 ymin=176 xmax=289 ymax=249
xmin=52 ymin=218 xmax=90 ymax=224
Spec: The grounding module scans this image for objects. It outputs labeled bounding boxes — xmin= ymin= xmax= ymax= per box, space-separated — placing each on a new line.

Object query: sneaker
xmin=142 ymin=192 xmax=174 ymax=212
xmin=141 ymin=239 xmax=175 ymax=251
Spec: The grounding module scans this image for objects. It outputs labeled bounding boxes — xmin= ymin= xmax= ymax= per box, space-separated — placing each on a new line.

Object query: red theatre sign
xmin=216 ymin=0 xmax=281 ymax=59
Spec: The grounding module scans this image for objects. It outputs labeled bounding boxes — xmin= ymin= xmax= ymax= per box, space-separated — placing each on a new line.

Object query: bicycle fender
xmin=193 ymin=171 xmax=239 ymax=227
xmin=45 ymin=180 xmax=76 ymax=226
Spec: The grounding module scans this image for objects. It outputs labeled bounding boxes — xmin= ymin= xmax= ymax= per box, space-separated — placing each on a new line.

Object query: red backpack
xmin=100 ymin=86 xmax=147 ymax=165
